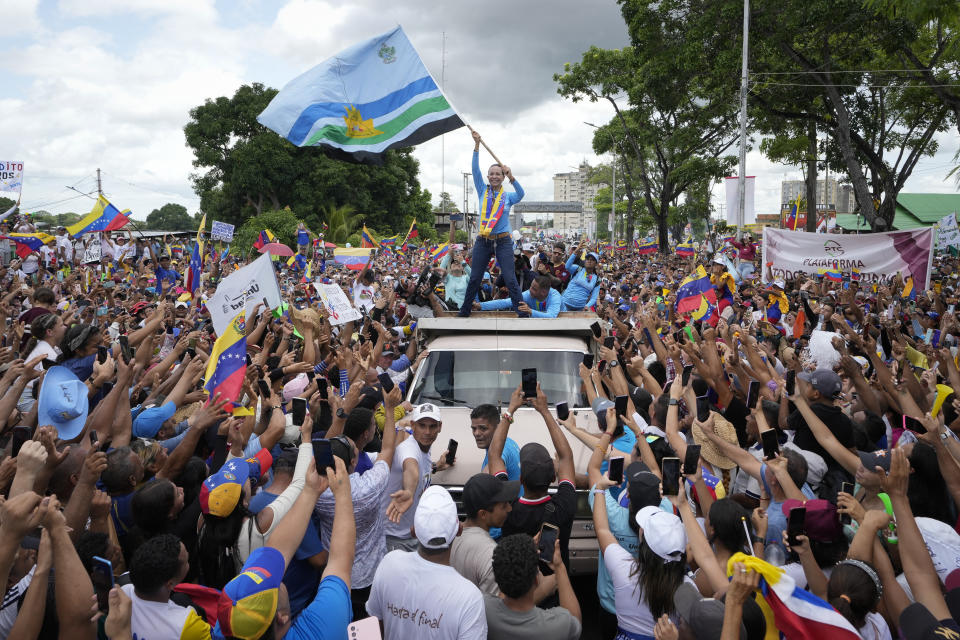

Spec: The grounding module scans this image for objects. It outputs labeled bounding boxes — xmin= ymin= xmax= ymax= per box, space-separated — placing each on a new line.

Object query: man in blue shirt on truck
xmin=458 ymin=129 xmax=525 ymax=317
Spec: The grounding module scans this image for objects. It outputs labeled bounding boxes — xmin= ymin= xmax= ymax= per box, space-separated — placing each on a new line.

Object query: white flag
xmin=207 ymin=253 xmax=281 ymax=336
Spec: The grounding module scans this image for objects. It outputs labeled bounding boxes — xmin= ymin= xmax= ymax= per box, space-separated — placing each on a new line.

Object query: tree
xmin=145 ymin=203 xmax=195 ymax=231
xmin=184 ymin=83 xmax=433 ymax=234
xmin=432 ymin=192 xmax=460 ymax=214
xmin=556 ymin=7 xmax=740 ymax=253
xmin=234 ymin=208 xmax=302 ymax=257
xmin=0 ymin=196 xmax=15 ymax=212
xmin=322 ymin=204 xmax=361 ymax=245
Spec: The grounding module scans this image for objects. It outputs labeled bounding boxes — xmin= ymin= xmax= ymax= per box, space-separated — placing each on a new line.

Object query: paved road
xmin=571 ymin=574 xmax=602 ymax=640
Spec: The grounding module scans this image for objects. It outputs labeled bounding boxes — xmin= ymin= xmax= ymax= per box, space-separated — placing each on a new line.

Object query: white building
xmin=553 ymin=163 xmax=599 ymax=234
xmin=781 ymin=178 xmax=842 ymax=210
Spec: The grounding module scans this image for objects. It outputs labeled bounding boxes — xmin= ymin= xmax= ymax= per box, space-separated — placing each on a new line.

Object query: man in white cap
xmin=382 ymin=403 xmax=451 ymax=552
xmin=367 ymin=485 xmax=487 ymax=639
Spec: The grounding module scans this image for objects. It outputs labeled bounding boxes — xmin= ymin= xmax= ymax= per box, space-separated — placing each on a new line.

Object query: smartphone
xmin=119 ymin=335 xmax=133 ymax=363
xmin=245 ymin=353 xmax=253 ymax=367
xmin=760 ymin=429 xmax=780 ymax=461
xmin=318 ymin=378 xmax=329 ymax=400
xmin=682 ymin=444 xmax=701 ymax=476
xmin=538 ymin=523 xmax=560 ymax=563
xmin=556 ymin=401 xmax=569 ymax=421
xmin=445 ymin=439 xmax=458 ymax=466
xmin=291 ymin=397 xmax=307 ymax=426
xmin=615 ymin=394 xmax=628 ymax=416
xmin=582 ymin=353 xmax=594 ymax=368
xmin=604 ymin=335 xmax=615 ymax=349
xmin=785 ymin=369 xmax=796 ymax=396
xmin=746 ymin=380 xmax=760 ymax=410
xmin=608 ymin=456 xmax=625 ymax=484
xmin=681 ymin=364 xmax=694 ymax=387
xmin=521 ymin=368 xmax=537 ymax=398
xmin=590 ymin=321 xmax=602 ymax=339
xmin=97 ymin=345 xmax=108 ymax=364
xmin=312 ymin=438 xmax=335 ymax=473
xmin=378 ymin=371 xmax=395 ymax=394
xmin=257 ymin=378 xmax=271 ymax=399
xmin=11 ymin=426 xmax=31 ymax=458
xmin=347 ymin=617 xmax=383 ymax=640
xmin=787 ymin=506 xmax=807 ymax=546
xmin=597 ymin=360 xmax=607 ymax=374
xmin=91 ymin=556 xmax=114 ymax=612
xmin=696 ymin=395 xmax=711 ymax=422
xmin=840 ymin=481 xmax=855 ymax=525
xmin=661 ymin=457 xmax=680 ymax=496
xmin=903 ymin=415 xmax=925 ymax=434
xmin=262 ymin=297 xmax=270 ymax=311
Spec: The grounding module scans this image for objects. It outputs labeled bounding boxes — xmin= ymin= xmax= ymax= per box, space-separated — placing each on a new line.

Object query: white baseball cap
xmin=414 ymin=486 xmax=459 ymax=549
xmin=635 ymin=506 xmax=687 ymax=562
xmin=411 ymin=403 xmax=441 ymax=423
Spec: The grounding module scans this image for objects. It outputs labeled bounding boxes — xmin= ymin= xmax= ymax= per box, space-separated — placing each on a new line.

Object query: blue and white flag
xmin=258 ymin=25 xmax=463 ymax=163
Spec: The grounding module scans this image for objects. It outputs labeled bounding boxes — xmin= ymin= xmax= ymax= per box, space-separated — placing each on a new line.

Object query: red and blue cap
xmin=217 ymin=546 xmax=285 ymax=640
xmin=199 ymin=449 xmax=272 ymax=517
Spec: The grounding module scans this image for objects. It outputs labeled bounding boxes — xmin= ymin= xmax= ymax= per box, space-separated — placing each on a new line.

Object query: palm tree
xmin=322 ymin=204 xmax=361 ymax=245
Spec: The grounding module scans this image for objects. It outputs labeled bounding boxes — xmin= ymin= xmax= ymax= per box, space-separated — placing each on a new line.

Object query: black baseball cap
xmin=900 ymin=602 xmax=960 ymax=640
xmin=462 ymin=473 xmax=521 ymax=518
xmin=619 ymin=461 xmax=661 ymax=508
xmin=519 ymin=443 xmax=555 ymax=490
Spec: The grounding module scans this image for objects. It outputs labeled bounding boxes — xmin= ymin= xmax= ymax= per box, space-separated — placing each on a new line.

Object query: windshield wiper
xmin=419 ymin=394 xmax=471 ymax=407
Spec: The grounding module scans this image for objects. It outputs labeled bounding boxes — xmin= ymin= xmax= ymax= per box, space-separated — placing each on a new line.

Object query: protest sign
xmin=0 ymin=161 xmax=24 ymax=192
xmin=315 ymin=282 xmax=361 ymax=325
xmin=82 ymin=236 xmax=102 ymax=264
xmin=762 ymin=227 xmax=934 ymax=289
xmin=208 ymin=253 xmax=282 ymax=335
xmin=210 ymin=220 xmax=235 ymax=242
xmin=935 ymin=213 xmax=960 ymax=252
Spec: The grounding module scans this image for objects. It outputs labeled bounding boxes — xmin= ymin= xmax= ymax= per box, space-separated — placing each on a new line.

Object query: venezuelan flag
xmin=784 ymin=197 xmax=800 ymax=231
xmin=66 ymin=195 xmax=131 ymax=236
xmin=360 ymin=225 xmax=377 ymax=248
xmin=402 ymin=219 xmax=419 ymax=242
xmin=333 ymin=247 xmax=373 ymax=270
xmin=286 ymin=253 xmax=307 ymax=271
xmin=203 ymin=312 xmax=248 ymax=414
xmin=820 ymin=266 xmax=842 ymax=282
xmin=185 ymin=214 xmax=206 ymax=296
xmin=380 ymin=235 xmax=397 ymax=247
xmin=725 ymin=553 xmax=860 ymax=640
xmin=676 ymin=239 xmax=695 ymax=257
xmin=637 ymin=240 xmax=657 ymax=255
xmin=4 ymin=232 xmax=55 ymax=258
xmin=691 ymin=293 xmax=718 ymax=326
xmin=902 ymin=275 xmax=917 ymax=301
xmin=850 ymin=268 xmax=861 ymax=282
xmin=253 ymin=229 xmax=276 ymax=250
xmin=429 ymin=243 xmax=450 ymax=262
xmin=616 ymin=239 xmax=628 ymax=251
xmin=676 ymin=265 xmax=717 ymax=314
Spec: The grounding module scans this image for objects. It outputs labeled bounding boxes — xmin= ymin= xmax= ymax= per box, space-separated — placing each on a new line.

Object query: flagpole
xmin=735 ymin=0 xmax=750 ymax=241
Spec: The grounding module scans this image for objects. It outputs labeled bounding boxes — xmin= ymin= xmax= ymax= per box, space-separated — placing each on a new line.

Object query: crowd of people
xmin=3 ymin=145 xmax=960 ymax=639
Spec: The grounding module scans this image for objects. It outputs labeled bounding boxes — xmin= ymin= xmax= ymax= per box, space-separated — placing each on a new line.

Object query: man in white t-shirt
xmin=382 ymin=403 xmax=449 ymax=552
xmin=353 ymin=252 xmax=377 ymax=312
xmin=55 ymin=227 xmax=73 ymax=264
xmin=367 ymin=486 xmax=487 ymax=640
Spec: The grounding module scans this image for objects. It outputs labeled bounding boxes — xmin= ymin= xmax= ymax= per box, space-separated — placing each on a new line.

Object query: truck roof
xmin=417 ymin=313 xmax=600 ymax=340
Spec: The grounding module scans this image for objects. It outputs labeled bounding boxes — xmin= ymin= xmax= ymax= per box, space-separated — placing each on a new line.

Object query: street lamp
xmin=584 ymin=122 xmax=615 ymax=244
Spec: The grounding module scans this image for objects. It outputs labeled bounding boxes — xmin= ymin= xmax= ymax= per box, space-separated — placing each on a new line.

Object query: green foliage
xmin=184 ymin=83 xmax=433 ymax=234
xmin=234 ymin=208 xmax=301 ymax=255
xmin=24 ymin=210 xmax=83 ymax=229
xmin=454 ymin=229 xmax=468 ymax=244
xmin=432 ymin=192 xmax=460 ymax=213
xmin=0 ymin=196 xmax=15 ymax=212
xmin=145 ymin=203 xmax=195 ymax=231
xmin=322 ymin=204 xmax=361 ymax=245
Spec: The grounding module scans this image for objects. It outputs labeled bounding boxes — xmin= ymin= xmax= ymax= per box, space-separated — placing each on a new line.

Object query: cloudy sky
xmin=2 ymin=0 xmax=957 ymax=228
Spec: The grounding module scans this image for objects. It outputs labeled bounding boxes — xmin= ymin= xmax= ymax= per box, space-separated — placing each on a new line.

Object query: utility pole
xmin=440 ymin=32 xmax=447 ymax=234
xmin=96 ymin=168 xmax=102 ymax=196
xmin=610 ymin=156 xmax=616 ymax=244
xmin=735 ymin=0 xmax=750 ymax=240
xmin=462 ymin=171 xmax=472 ymax=244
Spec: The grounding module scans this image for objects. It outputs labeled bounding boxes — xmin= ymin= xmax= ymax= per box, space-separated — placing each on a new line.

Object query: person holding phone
xmin=489 ymin=384 xmax=578 ymax=568
xmin=315 ymin=384 xmax=403 ymax=621
xmin=458 ymin=129 xmax=524 ymax=318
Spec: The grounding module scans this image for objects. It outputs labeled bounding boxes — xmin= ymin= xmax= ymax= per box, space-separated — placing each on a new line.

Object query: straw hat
xmin=172 ymin=401 xmax=202 ymax=425
xmin=290 ymin=306 xmax=323 ymax=334
xmin=691 ymin=411 xmax=740 ymax=470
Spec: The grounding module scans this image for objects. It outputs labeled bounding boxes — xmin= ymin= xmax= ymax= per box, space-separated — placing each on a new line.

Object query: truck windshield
xmin=410 ymin=350 xmax=588 ymax=408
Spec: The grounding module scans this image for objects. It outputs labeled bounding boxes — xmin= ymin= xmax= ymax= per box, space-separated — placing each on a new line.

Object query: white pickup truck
xmin=407 ymin=314 xmax=603 ymax=575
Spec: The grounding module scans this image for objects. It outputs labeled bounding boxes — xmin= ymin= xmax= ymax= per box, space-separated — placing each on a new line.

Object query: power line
xmin=751 ymin=69 xmax=956 ymax=75
xmin=752 ymin=80 xmax=960 ymax=89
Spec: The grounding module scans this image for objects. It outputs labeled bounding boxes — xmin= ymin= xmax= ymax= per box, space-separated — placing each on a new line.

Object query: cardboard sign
xmin=315 ymin=282 xmax=361 ymax=325
xmin=210 ymin=220 xmax=235 ymax=242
